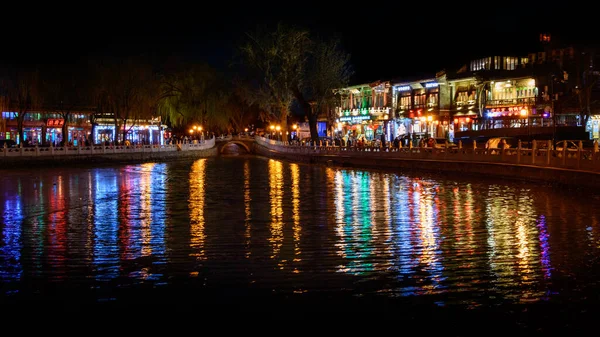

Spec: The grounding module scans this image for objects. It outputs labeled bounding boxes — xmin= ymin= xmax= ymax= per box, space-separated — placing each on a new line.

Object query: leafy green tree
xmin=239 ymin=24 xmax=352 ymax=141
xmin=301 ymin=38 xmax=353 ymax=139
xmin=239 ymin=24 xmax=310 ymax=134
xmin=158 ymin=63 xmax=230 ymax=135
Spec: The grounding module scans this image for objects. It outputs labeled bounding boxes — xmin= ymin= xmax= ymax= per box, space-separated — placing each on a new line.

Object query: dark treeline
xmin=0 ymin=23 xmax=353 ymax=145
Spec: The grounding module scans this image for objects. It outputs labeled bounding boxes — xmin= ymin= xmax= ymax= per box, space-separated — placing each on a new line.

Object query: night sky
xmin=4 ymin=4 xmax=596 ymax=84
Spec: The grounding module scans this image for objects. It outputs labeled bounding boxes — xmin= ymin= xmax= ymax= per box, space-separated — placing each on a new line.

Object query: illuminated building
xmin=392 ymin=72 xmax=451 ymax=141
xmin=333 ymin=80 xmax=393 ymax=142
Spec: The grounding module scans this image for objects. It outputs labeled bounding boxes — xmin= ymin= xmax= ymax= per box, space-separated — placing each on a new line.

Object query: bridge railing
xmin=0 ymin=137 xmax=216 ymax=158
xmin=255 ymin=136 xmax=600 ymax=172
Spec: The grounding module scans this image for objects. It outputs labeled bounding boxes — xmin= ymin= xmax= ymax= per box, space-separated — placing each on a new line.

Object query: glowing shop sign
xmin=339 ymin=115 xmax=372 ymax=123
xmin=424 ymin=82 xmax=438 ymax=88
xmin=396 ymin=85 xmax=411 ymax=91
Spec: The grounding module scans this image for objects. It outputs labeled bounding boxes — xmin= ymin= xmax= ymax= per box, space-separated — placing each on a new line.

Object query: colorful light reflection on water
xmin=0 ymin=157 xmax=599 ymax=308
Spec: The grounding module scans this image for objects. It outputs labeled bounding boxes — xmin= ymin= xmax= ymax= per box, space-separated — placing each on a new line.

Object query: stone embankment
xmin=0 ymin=138 xmax=216 ymax=169
xmin=254 ymin=136 xmax=600 ymax=189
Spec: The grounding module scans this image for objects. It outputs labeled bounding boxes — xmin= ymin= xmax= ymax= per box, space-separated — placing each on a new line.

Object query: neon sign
xmin=339 ymin=115 xmax=372 ymax=123
xmin=424 ymin=82 xmax=438 ymax=88
xmin=396 ymin=85 xmax=411 ymax=91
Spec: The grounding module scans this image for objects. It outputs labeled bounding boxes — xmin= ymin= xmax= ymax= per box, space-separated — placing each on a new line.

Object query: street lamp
xmin=292 ymin=124 xmax=297 ymax=130
xmin=275 ymin=125 xmax=281 ymax=132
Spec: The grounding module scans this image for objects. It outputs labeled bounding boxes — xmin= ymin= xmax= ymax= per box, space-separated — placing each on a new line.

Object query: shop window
xmin=427 ymin=93 xmax=438 ymax=107
xmin=400 ymin=95 xmax=411 ymax=109
xmin=494 ymin=56 xmax=501 ymax=70
xmin=504 ymin=57 xmax=518 ymax=70
xmin=414 ymin=93 xmax=426 ymax=107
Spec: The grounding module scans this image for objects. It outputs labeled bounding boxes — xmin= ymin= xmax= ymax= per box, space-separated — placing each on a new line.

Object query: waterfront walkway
xmin=255 ymin=136 xmax=600 ymax=172
xmin=254 ymin=136 xmax=600 ymax=189
xmin=0 ymin=137 xmax=216 ymax=158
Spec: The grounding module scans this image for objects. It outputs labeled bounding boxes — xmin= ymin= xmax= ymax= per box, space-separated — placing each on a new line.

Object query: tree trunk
xmin=308 ymin=113 xmax=318 ymax=141
xmin=17 ymin=115 xmax=24 ymax=146
xmin=90 ymin=123 xmax=96 ymax=145
xmin=62 ymin=115 xmax=69 ymax=146
xmin=122 ymin=119 xmax=128 ymax=145
xmin=114 ymin=118 xmax=120 ymax=144
xmin=41 ymin=126 xmax=47 ymax=146
xmin=292 ymin=88 xmax=319 ymax=142
xmin=280 ymin=118 xmax=288 ymax=142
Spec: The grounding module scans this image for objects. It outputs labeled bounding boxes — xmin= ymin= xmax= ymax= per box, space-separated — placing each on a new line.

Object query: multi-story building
xmin=391 ymin=72 xmax=451 ymax=140
xmin=333 ymin=80 xmax=393 ymax=141
xmin=448 ymin=34 xmax=597 ymax=141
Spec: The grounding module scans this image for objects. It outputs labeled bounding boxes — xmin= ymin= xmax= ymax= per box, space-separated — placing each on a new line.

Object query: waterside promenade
xmin=254 ymin=136 xmax=600 ymax=189
xmin=0 ymin=137 xmax=216 ymax=169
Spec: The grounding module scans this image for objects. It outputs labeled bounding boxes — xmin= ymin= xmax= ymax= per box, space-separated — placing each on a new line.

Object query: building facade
xmin=391 ymin=72 xmax=451 ymax=141
xmin=0 ymin=109 xmax=168 ymax=146
xmin=333 ymin=81 xmax=393 ymax=142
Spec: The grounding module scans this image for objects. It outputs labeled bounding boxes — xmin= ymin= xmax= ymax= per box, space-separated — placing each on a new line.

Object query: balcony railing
xmin=486 ymin=97 xmax=537 ymax=107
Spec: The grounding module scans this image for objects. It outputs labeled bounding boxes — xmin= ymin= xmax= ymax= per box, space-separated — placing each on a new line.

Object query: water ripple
xmin=1 ymin=156 xmax=599 ymax=309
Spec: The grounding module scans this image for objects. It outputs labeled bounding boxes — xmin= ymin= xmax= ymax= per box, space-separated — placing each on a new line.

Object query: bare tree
xmin=574 ymin=50 xmax=600 ymax=127
xmin=228 ymin=84 xmax=259 ymax=133
xmin=97 ymin=58 xmax=157 ymax=143
xmin=4 ymin=68 xmax=41 ymax=145
xmin=42 ymin=63 xmax=93 ymax=146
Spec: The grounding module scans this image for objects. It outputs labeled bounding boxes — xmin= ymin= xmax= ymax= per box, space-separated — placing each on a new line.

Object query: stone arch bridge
xmin=215 ymin=136 xmax=255 ymax=154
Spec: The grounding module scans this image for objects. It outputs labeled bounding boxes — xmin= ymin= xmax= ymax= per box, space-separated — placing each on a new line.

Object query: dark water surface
xmin=1 ymin=155 xmax=600 ymax=328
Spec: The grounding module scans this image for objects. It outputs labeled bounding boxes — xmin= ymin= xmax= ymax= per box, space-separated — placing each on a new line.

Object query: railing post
xmin=532 ymin=140 xmax=537 ymax=165
xmin=458 ymin=140 xmax=462 ymax=149
xmin=3 ymin=143 xmax=7 ymax=157
xmin=577 ymin=140 xmax=582 ymax=169
xmin=595 ymin=140 xmax=599 ymax=168
xmin=517 ymin=140 xmax=521 ymax=164
xmin=562 ymin=140 xmax=567 ymax=166
xmin=19 ymin=142 xmax=23 ymax=156
xmin=546 ymin=140 xmax=551 ymax=165
xmin=35 ymin=145 xmax=39 ymax=157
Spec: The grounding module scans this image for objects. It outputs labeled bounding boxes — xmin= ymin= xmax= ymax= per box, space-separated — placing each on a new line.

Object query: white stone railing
xmin=255 ymin=136 xmax=600 ymax=173
xmin=0 ymin=137 xmax=216 ymax=158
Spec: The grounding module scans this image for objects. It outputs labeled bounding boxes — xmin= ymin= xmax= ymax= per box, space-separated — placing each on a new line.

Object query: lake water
xmin=1 ymin=155 xmax=599 ymax=330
